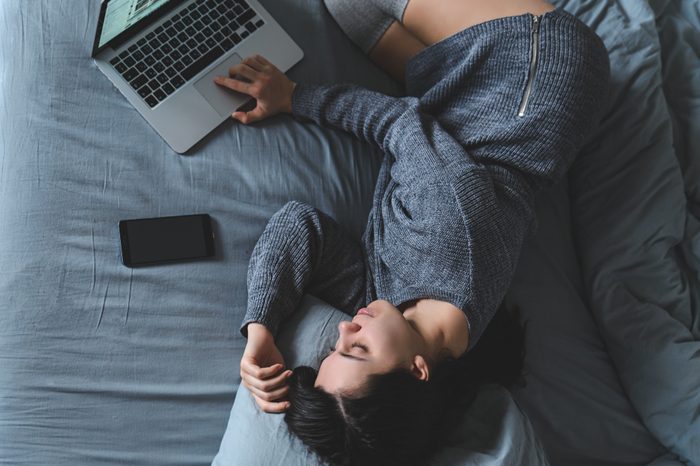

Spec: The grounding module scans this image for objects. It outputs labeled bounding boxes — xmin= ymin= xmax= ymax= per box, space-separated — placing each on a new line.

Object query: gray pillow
xmin=212 ymin=295 xmax=549 ymax=466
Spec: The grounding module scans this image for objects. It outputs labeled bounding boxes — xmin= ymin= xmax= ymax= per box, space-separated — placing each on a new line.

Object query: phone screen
xmin=119 ymin=214 xmax=214 ymax=267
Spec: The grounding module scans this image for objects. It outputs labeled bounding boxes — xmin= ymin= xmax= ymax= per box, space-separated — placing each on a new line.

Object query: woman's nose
xmin=338 ymin=321 xmax=361 ymax=333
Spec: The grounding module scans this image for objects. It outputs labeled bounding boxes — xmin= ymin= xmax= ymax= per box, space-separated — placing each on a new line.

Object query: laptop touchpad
xmin=193 ymin=53 xmax=249 ymax=118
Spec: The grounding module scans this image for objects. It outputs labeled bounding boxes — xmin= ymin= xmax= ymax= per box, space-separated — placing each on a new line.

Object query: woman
xmin=215 ymin=0 xmax=609 ymax=464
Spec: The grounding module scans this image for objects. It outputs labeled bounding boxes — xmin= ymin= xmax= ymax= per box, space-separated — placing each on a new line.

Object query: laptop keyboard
xmin=109 ymin=0 xmax=265 ymax=108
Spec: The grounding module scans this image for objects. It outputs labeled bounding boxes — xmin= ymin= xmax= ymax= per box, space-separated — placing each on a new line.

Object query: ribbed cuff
xmin=291 ymin=83 xmax=324 ymax=122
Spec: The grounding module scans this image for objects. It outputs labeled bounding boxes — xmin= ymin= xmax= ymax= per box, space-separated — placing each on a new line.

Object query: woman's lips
xmin=357 ymin=307 xmax=373 ymax=317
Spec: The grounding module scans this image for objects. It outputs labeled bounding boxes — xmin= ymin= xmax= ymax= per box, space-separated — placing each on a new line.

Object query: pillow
xmin=212 ymin=295 xmax=549 ymax=466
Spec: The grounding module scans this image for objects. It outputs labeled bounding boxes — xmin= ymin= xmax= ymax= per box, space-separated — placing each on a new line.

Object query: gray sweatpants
xmin=323 ymin=0 xmax=411 ymax=54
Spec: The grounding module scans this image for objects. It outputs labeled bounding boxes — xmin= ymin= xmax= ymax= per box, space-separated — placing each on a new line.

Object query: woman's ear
xmin=410 ymin=355 xmax=430 ymax=381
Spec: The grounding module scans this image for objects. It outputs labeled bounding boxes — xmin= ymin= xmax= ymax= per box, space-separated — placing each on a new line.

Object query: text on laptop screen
xmin=99 ymin=0 xmax=172 ymax=48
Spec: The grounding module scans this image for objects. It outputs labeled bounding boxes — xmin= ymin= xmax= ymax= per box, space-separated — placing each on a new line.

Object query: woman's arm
xmin=240 ymin=201 xmax=367 ymax=413
xmin=241 ymin=201 xmax=367 ymax=339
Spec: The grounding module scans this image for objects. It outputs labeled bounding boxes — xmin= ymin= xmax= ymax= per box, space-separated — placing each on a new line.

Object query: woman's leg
xmin=399 ymin=0 xmax=556 ymax=45
xmin=368 ymin=21 xmax=426 ymax=83
xmin=324 ymin=0 xmax=426 ymax=83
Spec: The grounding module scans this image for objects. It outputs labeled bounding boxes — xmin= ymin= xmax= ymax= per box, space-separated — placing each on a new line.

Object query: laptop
xmin=92 ymin=0 xmax=304 ymax=153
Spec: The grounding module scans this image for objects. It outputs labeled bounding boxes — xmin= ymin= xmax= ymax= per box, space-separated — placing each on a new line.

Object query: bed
xmin=0 ymin=0 xmax=698 ymax=464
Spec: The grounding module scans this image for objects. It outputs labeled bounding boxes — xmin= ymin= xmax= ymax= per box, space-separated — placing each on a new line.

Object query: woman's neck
xmin=402 ymin=299 xmax=470 ymax=363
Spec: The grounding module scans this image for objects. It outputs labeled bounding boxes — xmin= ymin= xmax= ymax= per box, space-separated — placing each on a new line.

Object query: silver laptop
xmin=92 ymin=0 xmax=304 ymax=153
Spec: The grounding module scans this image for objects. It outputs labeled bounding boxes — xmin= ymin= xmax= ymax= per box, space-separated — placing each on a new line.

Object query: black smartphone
xmin=119 ymin=214 xmax=215 ymax=267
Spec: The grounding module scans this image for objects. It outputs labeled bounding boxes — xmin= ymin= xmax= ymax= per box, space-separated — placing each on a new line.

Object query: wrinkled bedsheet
xmin=1 ymin=0 xmax=698 ymax=465
xmin=565 ymin=0 xmax=700 ymax=463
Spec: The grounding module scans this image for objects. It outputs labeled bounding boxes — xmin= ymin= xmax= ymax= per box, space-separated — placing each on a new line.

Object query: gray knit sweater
xmin=241 ymin=10 xmax=610 ymax=350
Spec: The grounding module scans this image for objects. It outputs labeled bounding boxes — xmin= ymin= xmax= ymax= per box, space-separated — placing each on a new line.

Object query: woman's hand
xmin=214 ymin=55 xmax=296 ymax=125
xmin=240 ymin=323 xmax=293 ymax=413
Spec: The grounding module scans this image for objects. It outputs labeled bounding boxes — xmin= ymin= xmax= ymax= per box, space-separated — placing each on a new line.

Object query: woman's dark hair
xmin=284 ymin=302 xmax=526 ymax=466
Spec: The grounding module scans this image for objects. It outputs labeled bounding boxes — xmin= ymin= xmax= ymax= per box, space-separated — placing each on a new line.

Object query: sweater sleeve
xmin=240 ymin=201 xmax=367 ymax=339
xmin=292 ymin=83 xmax=487 ymax=183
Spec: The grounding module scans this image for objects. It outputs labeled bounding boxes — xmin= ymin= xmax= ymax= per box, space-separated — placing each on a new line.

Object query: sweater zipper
xmin=517 ymin=14 xmax=541 ymax=117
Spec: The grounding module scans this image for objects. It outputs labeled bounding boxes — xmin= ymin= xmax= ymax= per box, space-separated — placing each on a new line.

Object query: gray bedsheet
xmin=1 ymin=0 xmax=696 ymax=465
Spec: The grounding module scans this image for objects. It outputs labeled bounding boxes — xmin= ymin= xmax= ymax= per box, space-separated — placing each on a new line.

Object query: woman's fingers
xmin=243 ymin=55 xmax=266 ymax=71
xmin=244 ymin=379 xmax=290 ymax=403
xmin=228 ymin=63 xmax=258 ymax=81
xmin=242 ymin=368 xmax=292 ymax=393
xmin=251 ymin=392 xmax=291 ymax=413
xmin=240 ymin=360 xmax=284 ymax=380
xmin=232 ymin=106 xmax=267 ymax=125
xmin=213 ymin=75 xmax=252 ymax=95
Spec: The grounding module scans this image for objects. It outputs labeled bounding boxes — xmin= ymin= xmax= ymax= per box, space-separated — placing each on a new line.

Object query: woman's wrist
xmin=247 ymin=322 xmax=273 ymax=340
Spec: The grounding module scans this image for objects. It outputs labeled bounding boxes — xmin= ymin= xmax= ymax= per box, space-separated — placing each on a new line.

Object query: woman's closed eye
xmin=326 ymin=343 xmax=368 ymax=357
xmin=352 ymin=343 xmax=369 ymax=353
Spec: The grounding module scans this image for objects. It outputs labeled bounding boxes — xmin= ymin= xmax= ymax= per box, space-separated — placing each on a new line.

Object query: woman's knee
xmin=322 ymin=0 xmax=396 ymax=54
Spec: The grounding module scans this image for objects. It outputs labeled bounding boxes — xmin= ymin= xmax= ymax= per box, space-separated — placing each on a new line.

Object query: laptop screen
xmin=98 ymin=0 xmax=172 ymax=48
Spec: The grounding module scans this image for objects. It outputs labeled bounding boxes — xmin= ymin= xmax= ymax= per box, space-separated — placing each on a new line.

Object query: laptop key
xmin=174 ymin=61 xmax=185 ymax=71
xmin=110 ymin=57 xmax=121 ymax=66
xmin=221 ymin=38 xmax=233 ymax=50
xmin=163 ymin=56 xmax=174 ymax=66
xmin=214 ymin=31 xmax=224 ymax=42
xmin=245 ymin=22 xmax=256 ymax=33
xmin=165 ymin=67 xmax=177 ymax=78
xmin=132 ymin=50 xmax=144 ymax=61
xmin=154 ymin=62 xmax=165 ymax=72
xmin=136 ymin=62 xmax=147 ymax=72
xmin=182 ymin=45 xmax=225 ymax=81
xmin=146 ymin=68 xmax=157 ymax=79
xmin=190 ymin=49 xmax=202 ymax=60
xmin=157 ymin=74 xmax=168 ymax=84
xmin=137 ymin=38 xmax=147 ymax=46
xmin=118 ymin=50 xmax=130 ymax=60
xmin=181 ymin=55 xmax=193 ymax=65
xmin=130 ymin=74 xmax=147 ymax=89
xmin=171 ymin=76 xmax=185 ymax=88
xmin=145 ymin=56 xmax=156 ymax=66
xmin=197 ymin=43 xmax=209 ymax=54
xmin=161 ymin=43 xmax=172 ymax=54
xmin=142 ymin=44 xmax=153 ymax=54
xmin=148 ymin=79 xmax=160 ymax=90
xmin=255 ymin=19 xmax=264 ymax=28
xmin=231 ymin=32 xmax=241 ymax=44
xmin=115 ymin=62 xmax=128 ymax=73
xmin=124 ymin=67 xmax=138 ymax=81
xmin=237 ymin=9 xmax=255 ymax=25
xmin=163 ymin=83 xmax=175 ymax=96
xmin=153 ymin=49 xmax=164 ymax=60
xmin=138 ymin=85 xmax=151 ymax=98
xmin=128 ymin=44 xmax=138 ymax=53
xmin=241 ymin=30 xmax=249 ymax=39
xmin=154 ymin=89 xmax=167 ymax=101
xmin=146 ymin=95 xmax=159 ymax=108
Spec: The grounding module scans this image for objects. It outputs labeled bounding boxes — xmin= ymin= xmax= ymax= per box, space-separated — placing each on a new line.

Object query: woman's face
xmin=314 ymin=300 xmax=428 ymax=395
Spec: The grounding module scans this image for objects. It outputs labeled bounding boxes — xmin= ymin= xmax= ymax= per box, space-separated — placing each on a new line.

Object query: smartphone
xmin=119 ymin=214 xmax=215 ymax=267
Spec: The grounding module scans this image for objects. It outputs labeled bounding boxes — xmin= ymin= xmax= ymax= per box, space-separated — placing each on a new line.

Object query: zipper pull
xmin=533 ymin=14 xmax=541 ymax=33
